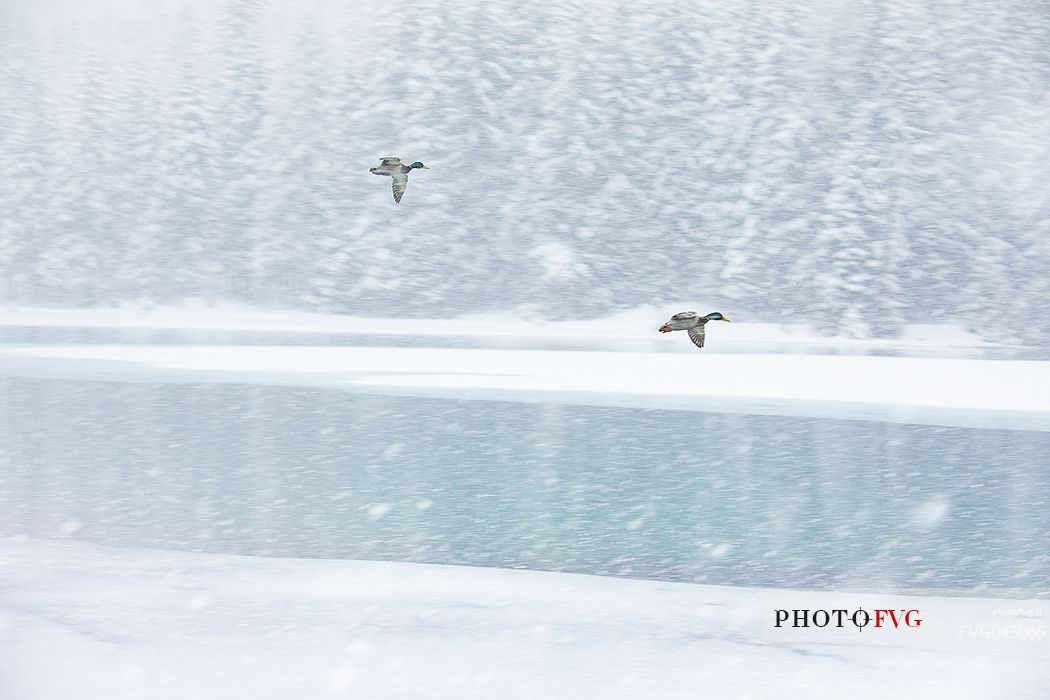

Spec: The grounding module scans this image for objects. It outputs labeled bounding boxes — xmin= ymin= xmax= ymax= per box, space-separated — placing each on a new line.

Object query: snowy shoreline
xmin=2 ymin=343 xmax=1049 ymax=432
xmin=0 ymin=539 xmax=1046 ymax=699
xmin=0 ymin=305 xmax=1014 ymax=356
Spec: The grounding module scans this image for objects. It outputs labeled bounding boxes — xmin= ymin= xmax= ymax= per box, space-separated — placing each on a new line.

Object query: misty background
xmin=1 ymin=0 xmax=1048 ymax=341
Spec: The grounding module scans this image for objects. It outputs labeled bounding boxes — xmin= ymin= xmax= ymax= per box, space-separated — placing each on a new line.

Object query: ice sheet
xmin=2 ymin=344 xmax=1049 ymax=431
xmin=0 ymin=540 xmax=1045 ymax=699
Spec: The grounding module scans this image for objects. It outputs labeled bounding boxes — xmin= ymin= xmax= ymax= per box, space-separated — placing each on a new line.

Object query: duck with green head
xmin=658 ymin=311 xmax=731 ymax=349
xmin=369 ymin=157 xmax=430 ymax=204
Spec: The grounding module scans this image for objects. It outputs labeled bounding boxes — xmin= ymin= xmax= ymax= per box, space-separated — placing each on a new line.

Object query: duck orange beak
xmin=420 ymin=165 xmax=431 ymax=169
xmin=658 ymin=324 xmax=672 ymax=333
xmin=721 ymin=317 xmax=732 ymax=322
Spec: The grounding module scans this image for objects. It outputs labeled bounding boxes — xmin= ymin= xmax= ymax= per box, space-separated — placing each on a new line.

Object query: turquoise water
xmin=1 ymin=376 xmax=1047 ymax=595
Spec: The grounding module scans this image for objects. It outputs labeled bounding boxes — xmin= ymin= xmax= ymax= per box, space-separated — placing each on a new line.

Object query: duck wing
xmin=687 ymin=326 xmax=706 ymax=349
xmin=379 ymin=156 xmax=402 ymax=166
xmin=391 ymin=173 xmax=409 ymax=204
xmin=671 ymin=311 xmax=699 ymax=322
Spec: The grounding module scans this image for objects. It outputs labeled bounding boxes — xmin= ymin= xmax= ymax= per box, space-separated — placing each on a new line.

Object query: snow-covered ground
xmin=2 ymin=343 xmax=1049 ymax=431
xmin=0 ymin=305 xmax=1011 ymax=355
xmin=0 ymin=539 xmax=1046 ymax=700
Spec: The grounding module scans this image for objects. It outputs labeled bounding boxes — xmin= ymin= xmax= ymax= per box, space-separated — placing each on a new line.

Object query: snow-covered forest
xmin=1 ymin=0 xmax=1048 ymax=340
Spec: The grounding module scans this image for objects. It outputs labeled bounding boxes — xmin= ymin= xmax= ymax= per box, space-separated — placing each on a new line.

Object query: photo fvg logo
xmin=774 ymin=608 xmax=922 ymax=631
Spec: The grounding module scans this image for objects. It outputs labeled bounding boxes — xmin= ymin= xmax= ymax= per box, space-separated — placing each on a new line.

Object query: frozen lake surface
xmin=1 ymin=322 xmax=1048 ymax=698
xmin=1 ymin=538 xmax=1047 ymax=700
xmin=1 ymin=374 xmax=1047 ymax=594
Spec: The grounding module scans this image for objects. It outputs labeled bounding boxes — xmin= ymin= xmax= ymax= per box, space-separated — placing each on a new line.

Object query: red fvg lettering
xmin=873 ymin=609 xmax=923 ymax=628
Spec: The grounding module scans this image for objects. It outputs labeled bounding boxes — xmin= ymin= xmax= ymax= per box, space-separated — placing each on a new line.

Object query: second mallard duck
xmin=658 ymin=311 xmax=731 ymax=349
xmin=369 ymin=157 xmax=430 ymax=204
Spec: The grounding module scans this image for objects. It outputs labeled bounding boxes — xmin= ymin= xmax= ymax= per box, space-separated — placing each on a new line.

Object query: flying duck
xmin=658 ymin=311 xmax=731 ymax=349
xmin=369 ymin=157 xmax=430 ymax=204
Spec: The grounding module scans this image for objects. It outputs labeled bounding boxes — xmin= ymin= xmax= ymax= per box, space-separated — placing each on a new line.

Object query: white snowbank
xmin=0 ymin=540 xmax=1045 ymax=699
xmin=0 ymin=305 xmax=1005 ymax=355
xmin=2 ymin=344 xmax=1049 ymax=430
